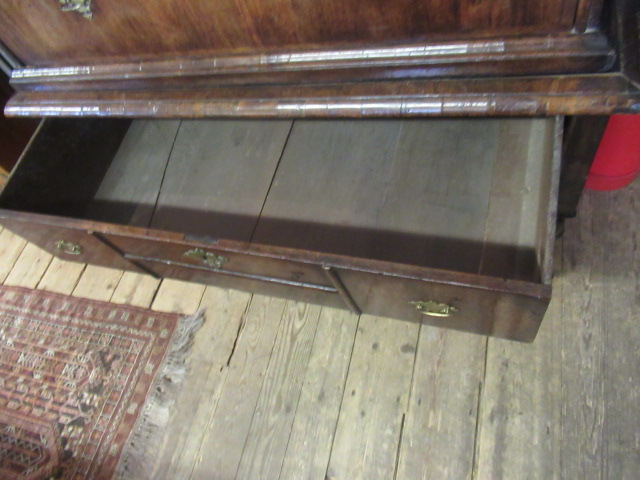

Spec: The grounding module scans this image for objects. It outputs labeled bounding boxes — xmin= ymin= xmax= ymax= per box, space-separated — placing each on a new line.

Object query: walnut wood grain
xmin=9 ymin=34 xmax=614 ymax=90
xmin=100 ymin=232 xmax=334 ymax=290
xmin=0 ymin=0 xmax=638 ymax=117
xmin=6 ymin=74 xmax=640 ymax=118
xmin=0 ymin=206 xmax=553 ymax=340
xmin=1 ymin=0 xmax=634 ymax=119
xmin=336 ymin=267 xmax=549 ymax=342
xmin=0 ymin=214 xmax=143 ymax=273
xmin=0 ymin=0 xmax=588 ymax=65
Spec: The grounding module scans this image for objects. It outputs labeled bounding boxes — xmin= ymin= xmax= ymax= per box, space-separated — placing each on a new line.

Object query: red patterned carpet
xmin=0 ymin=285 xmax=203 ymax=480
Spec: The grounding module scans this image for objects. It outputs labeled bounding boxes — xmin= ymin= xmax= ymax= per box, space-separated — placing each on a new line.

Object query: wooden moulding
xmin=5 ymin=28 xmax=640 ymax=118
xmin=5 ymin=73 xmax=640 ymax=118
xmin=0 ymin=39 xmax=21 ymax=76
xmin=2 ymin=0 xmax=634 ymax=118
xmin=9 ymin=33 xmax=614 ymax=88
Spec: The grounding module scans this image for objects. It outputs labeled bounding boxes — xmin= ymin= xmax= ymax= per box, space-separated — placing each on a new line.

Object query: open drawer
xmin=0 ymin=116 xmax=561 ymax=341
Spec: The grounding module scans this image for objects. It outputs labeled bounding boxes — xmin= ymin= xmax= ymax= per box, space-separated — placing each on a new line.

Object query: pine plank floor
xmin=0 ymin=179 xmax=638 ymax=480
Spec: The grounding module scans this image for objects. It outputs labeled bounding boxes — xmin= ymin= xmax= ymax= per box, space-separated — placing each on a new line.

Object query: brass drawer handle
xmin=410 ymin=300 xmax=458 ymax=317
xmin=59 ymin=0 xmax=93 ymax=19
xmin=183 ymin=248 xmax=228 ymax=269
xmin=55 ymin=240 xmax=84 ymax=255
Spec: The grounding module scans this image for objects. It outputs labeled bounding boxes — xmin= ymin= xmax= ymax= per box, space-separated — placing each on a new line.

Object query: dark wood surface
xmin=616 ymin=0 xmax=640 ymax=86
xmin=8 ymin=34 xmax=614 ymax=91
xmin=0 ymin=213 xmax=143 ymax=272
xmin=2 ymin=1 xmax=637 ymax=118
xmin=101 ymin=232 xmax=334 ymax=289
xmin=131 ymin=258 xmax=346 ymax=310
xmin=0 ymin=118 xmax=130 ymax=216
xmin=0 ymin=73 xmax=37 ymax=175
xmin=0 ymin=0 xmax=595 ymax=65
xmin=86 ymin=120 xmax=181 ymax=227
xmin=0 ymin=0 xmax=631 ymax=341
xmin=558 ymin=116 xmax=610 ymax=221
xmin=336 ymin=267 xmax=549 ymax=341
xmin=0 ymin=204 xmax=553 ymax=341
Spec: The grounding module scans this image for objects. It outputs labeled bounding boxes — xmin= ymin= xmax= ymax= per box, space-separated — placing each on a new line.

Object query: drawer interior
xmin=0 ymin=117 xmax=558 ymax=284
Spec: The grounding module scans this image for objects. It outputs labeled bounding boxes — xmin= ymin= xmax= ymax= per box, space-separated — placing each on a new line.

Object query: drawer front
xmin=1 ymin=1 xmax=584 ymax=65
xmin=337 ymin=268 xmax=550 ymax=342
xmin=101 ymin=233 xmax=333 ymax=289
xmin=136 ymin=258 xmax=345 ymax=309
xmin=0 ymin=213 xmax=143 ymax=273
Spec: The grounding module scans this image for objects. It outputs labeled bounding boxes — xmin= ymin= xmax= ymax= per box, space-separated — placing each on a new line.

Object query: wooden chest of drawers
xmin=1 ymin=0 xmax=638 ymax=341
xmin=0 ymin=116 xmax=559 ymax=340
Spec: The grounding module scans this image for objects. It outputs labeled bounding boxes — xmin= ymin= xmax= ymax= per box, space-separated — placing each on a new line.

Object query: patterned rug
xmin=0 ymin=285 xmax=204 ymax=480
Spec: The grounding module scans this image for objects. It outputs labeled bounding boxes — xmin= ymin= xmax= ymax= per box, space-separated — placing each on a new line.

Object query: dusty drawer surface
xmin=0 ymin=116 xmax=561 ymax=341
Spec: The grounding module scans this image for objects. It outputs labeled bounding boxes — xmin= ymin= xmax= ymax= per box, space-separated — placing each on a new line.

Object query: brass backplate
xmin=410 ymin=300 xmax=458 ymax=317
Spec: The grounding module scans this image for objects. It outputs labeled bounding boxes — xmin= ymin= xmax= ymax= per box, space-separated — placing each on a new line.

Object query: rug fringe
xmin=114 ymin=310 xmax=205 ymax=480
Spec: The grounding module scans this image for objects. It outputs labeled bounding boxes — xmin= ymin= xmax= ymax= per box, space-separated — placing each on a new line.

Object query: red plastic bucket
xmin=586 ymin=114 xmax=640 ymax=191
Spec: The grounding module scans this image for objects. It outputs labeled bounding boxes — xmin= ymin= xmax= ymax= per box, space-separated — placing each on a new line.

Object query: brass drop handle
xmin=59 ymin=0 xmax=93 ymax=19
xmin=55 ymin=240 xmax=84 ymax=255
xmin=183 ymin=248 xmax=228 ymax=269
xmin=410 ymin=300 xmax=458 ymax=317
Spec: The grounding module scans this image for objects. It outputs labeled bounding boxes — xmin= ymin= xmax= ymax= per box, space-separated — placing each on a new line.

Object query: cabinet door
xmin=0 ymin=211 xmax=144 ymax=273
xmin=336 ymin=267 xmax=550 ymax=342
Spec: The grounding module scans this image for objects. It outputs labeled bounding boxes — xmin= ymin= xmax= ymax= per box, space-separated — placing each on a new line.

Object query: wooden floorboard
xmin=0 ymin=227 xmax=27 ymax=282
xmin=190 ymin=295 xmax=286 ymax=480
xmin=150 ymin=277 xmax=206 ymax=315
xmin=0 ymin=179 xmax=638 ymax=479
xmin=601 ymin=179 xmax=640 ymax=479
xmin=326 ymin=314 xmax=419 ymax=480
xmin=560 ymin=190 xmax=608 ymax=480
xmin=474 ymin=277 xmax=562 ymax=480
xmin=110 ymin=271 xmax=161 ymax=308
xmin=396 ymin=328 xmax=486 ymax=480
xmin=235 ymin=301 xmax=321 ymax=480
xmin=279 ymin=308 xmax=359 ymax=480
xmin=154 ymin=287 xmax=250 ymax=480
xmin=4 ymin=242 xmax=52 ymax=288
xmin=36 ymin=256 xmax=85 ymax=295
xmin=72 ymin=264 xmax=123 ymax=301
